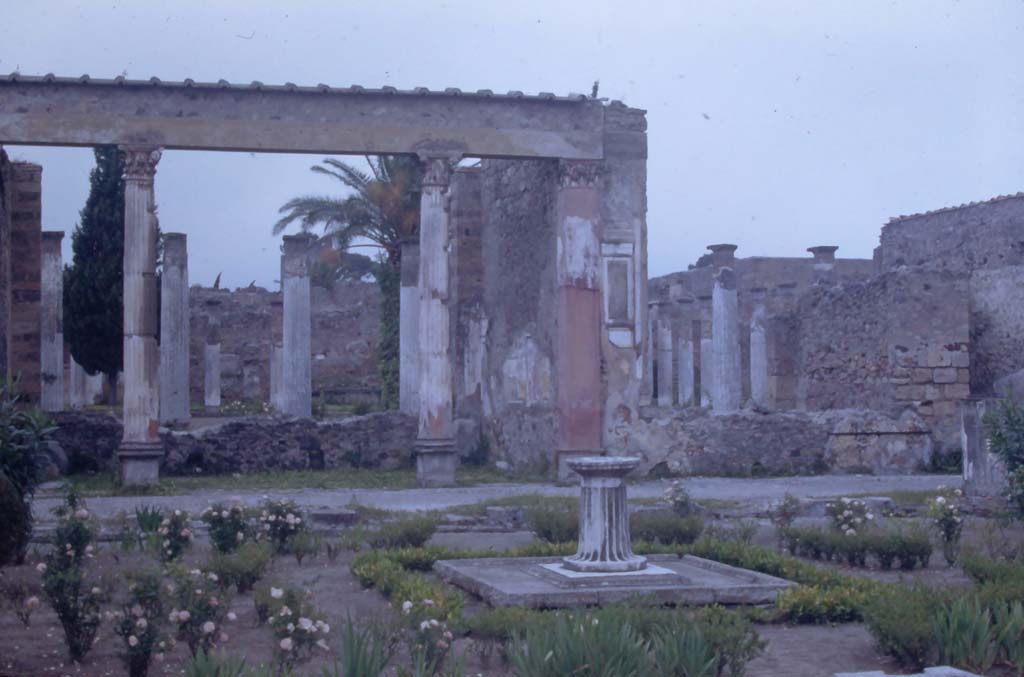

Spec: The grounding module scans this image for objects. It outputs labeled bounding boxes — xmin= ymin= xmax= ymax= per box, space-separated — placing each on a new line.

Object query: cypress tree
xmin=63 ymin=146 xmax=124 ymax=403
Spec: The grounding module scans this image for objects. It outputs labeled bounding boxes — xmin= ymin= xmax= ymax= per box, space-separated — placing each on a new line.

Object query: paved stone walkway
xmin=33 ymin=474 xmax=958 ymax=522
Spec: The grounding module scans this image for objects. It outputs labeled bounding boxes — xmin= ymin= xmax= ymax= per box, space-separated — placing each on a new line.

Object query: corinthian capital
xmin=121 ymin=146 xmax=162 ymax=181
xmin=557 ymin=159 xmax=603 ymax=190
xmin=419 ymin=155 xmax=455 ymax=188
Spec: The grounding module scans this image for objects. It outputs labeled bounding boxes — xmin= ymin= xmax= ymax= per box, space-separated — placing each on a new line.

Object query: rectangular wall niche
xmin=602 ymin=243 xmax=634 ymax=348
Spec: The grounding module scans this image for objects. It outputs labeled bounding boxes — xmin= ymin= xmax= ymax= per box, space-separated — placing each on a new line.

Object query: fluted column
xmin=118 ymin=146 xmax=163 ymax=486
xmin=204 ymin=339 xmax=221 ymax=416
xmin=281 ymin=234 xmax=314 ymax=417
xmin=159 ymin=233 xmax=190 ymax=424
xmin=415 ymin=156 xmax=457 ymax=486
xmin=555 ymin=160 xmax=604 ymax=480
xmin=656 ymin=317 xmax=673 ymax=407
xmin=678 ymin=338 xmax=694 ymax=407
xmin=712 ymin=267 xmax=742 ymax=413
xmin=563 ymin=456 xmax=646 ymax=573
xmin=399 ymin=238 xmax=421 ymax=415
xmin=750 ymin=305 xmax=770 ymax=410
xmin=40 ymin=231 xmax=64 ymax=411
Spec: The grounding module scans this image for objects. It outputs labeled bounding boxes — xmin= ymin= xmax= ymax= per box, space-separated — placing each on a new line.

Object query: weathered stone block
xmin=933 ymin=367 xmax=958 ymax=384
xmin=923 ymin=385 xmax=942 ymax=401
xmin=895 ymin=385 xmax=924 ymax=401
xmin=912 ymin=368 xmax=933 ymax=384
xmin=950 ymin=351 xmax=970 ymax=368
xmin=943 ymin=384 xmax=971 ymax=400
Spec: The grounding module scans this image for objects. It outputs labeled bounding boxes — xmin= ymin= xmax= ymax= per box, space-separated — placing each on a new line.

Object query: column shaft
xmin=656 ymin=318 xmax=673 ymax=407
xmin=204 ymin=342 xmax=221 ymax=415
xmin=415 ymin=157 xmax=456 ymax=486
xmin=712 ymin=267 xmax=742 ymax=413
xmin=159 ymin=233 xmax=190 ymax=424
xmin=118 ymin=147 xmax=162 ymax=486
xmin=69 ymin=358 xmax=87 ymax=409
xmin=678 ymin=338 xmax=694 ymax=407
xmin=700 ymin=337 xmax=713 ymax=407
xmin=554 ymin=160 xmax=604 ymax=480
xmin=399 ymin=239 xmax=421 ymax=415
xmin=750 ymin=306 xmax=770 ymax=410
xmin=281 ymin=234 xmax=313 ymax=417
xmin=40 ymin=231 xmax=64 ymax=411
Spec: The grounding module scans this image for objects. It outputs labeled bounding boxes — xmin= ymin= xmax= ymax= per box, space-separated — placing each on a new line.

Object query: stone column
xmin=554 ymin=160 xmax=604 ymax=481
xmin=281 ymin=234 xmax=314 ymax=418
xmin=269 ymin=343 xmax=283 ymax=412
xmin=712 ymin=267 xmax=742 ymax=413
xmin=678 ymin=337 xmax=694 ymax=407
xmin=399 ymin=238 xmax=421 ymax=415
xmin=707 ymin=243 xmax=738 ymax=270
xmin=562 ymin=456 xmax=646 ymax=572
xmin=962 ymin=398 xmax=1007 ymax=498
xmin=204 ymin=339 xmax=221 ymax=416
xmin=68 ymin=358 xmax=87 ymax=409
xmin=159 ymin=233 xmax=190 ymax=424
xmin=118 ymin=147 xmax=162 ymax=486
xmin=700 ymin=337 xmax=713 ymax=407
xmin=750 ymin=305 xmax=770 ymax=410
xmin=808 ymin=245 xmax=839 ymax=285
xmin=415 ymin=156 xmax=457 ymax=486
xmin=656 ymin=317 xmax=673 ymax=407
xmin=40 ymin=231 xmax=64 ymax=411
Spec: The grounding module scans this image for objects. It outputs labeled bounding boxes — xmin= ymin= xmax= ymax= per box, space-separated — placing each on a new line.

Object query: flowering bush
xmin=167 ymin=567 xmax=234 ymax=656
xmin=825 ymin=498 xmax=874 ymax=535
xmin=927 ymin=486 xmax=965 ymax=566
xmin=201 ymin=502 xmax=253 ymax=554
xmin=663 ymin=480 xmax=696 ymax=517
xmin=40 ymin=486 xmax=104 ymax=661
xmin=399 ymin=597 xmax=456 ymax=673
xmin=254 ymin=583 xmax=304 ymax=625
xmin=157 ymin=510 xmax=193 ymax=562
xmin=266 ymin=586 xmax=332 ymax=668
xmin=258 ymin=499 xmax=307 ymax=553
xmin=1 ymin=577 xmax=40 ymax=627
xmin=770 ymin=493 xmax=802 ymax=532
xmin=111 ymin=569 xmax=166 ymax=677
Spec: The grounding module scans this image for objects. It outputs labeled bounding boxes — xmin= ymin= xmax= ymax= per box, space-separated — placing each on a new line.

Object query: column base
xmin=555 ymin=448 xmax=604 ymax=483
xmin=118 ymin=442 xmax=164 ymax=487
xmin=416 ymin=438 xmax=457 ymax=487
xmin=204 ymin=406 xmax=221 ymax=417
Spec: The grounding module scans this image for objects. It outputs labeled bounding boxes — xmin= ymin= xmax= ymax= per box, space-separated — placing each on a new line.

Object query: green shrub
xmin=168 ymin=567 xmax=233 ymax=656
xmin=350 ymin=550 xmax=463 ymax=623
xmin=863 ymin=585 xmax=945 ymax=670
xmin=994 ymin=601 xmax=1024 ymax=673
xmin=652 ymin=621 xmax=717 ymax=677
xmin=157 ymin=510 xmax=194 ymax=562
xmin=200 ymin=503 xmax=252 ymax=554
xmin=333 ymin=616 xmax=395 ymax=677
xmin=933 ymin=596 xmax=997 ymax=673
xmin=508 ymin=612 xmax=650 ymax=677
xmin=984 ymin=397 xmax=1024 ymax=517
xmin=961 ymin=549 xmax=1024 ymax=585
xmin=183 ymin=649 xmax=251 ymax=677
xmin=775 ymin=584 xmax=869 ymax=624
xmin=112 ymin=569 xmax=166 ymax=677
xmin=257 ymin=499 xmax=306 ymax=553
xmin=780 ymin=525 xmax=931 ymax=570
xmin=206 ymin=541 xmax=272 ymax=593
xmin=526 ymin=506 xmax=578 ymax=543
xmin=0 ymin=472 xmax=31 ymax=566
xmin=891 ymin=526 xmax=933 ymax=570
xmin=287 ymin=531 xmax=321 ymax=565
xmin=630 ymin=511 xmax=704 ymax=545
xmin=367 ymin=515 xmax=437 ymax=549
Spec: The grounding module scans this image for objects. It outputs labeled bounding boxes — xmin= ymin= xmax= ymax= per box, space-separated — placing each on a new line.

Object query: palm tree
xmin=275 ymin=155 xmax=421 ymax=410
xmin=273 ymin=155 xmax=421 ymax=267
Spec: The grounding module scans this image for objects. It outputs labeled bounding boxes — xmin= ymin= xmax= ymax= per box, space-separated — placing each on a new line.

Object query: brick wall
xmin=6 ymin=161 xmax=42 ymax=403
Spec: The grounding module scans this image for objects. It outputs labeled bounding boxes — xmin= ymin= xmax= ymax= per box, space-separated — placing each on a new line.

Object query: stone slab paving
xmin=32 ymin=474 xmax=959 ymax=523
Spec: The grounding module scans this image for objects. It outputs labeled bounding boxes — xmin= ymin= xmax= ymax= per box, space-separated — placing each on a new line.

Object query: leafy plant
xmin=995 ymin=601 xmax=1024 ymax=674
xmin=168 ymin=567 xmax=234 ymax=656
xmin=258 ymin=499 xmax=307 ymax=553
xmin=112 ymin=569 xmax=167 ymax=677
xmin=824 ymin=497 xmax=874 ymax=535
xmin=652 ymin=622 xmax=718 ymax=677
xmin=39 ymin=486 xmax=103 ymax=661
xmin=933 ymin=596 xmax=997 ymax=673
xmin=206 ymin=541 xmax=272 ymax=593
xmin=927 ymin=485 xmax=965 ymax=566
xmin=333 ymin=616 xmax=395 ymax=677
xmin=630 ymin=511 xmax=704 ymax=545
xmin=775 ymin=583 xmax=869 ymax=624
xmin=269 ymin=590 xmax=332 ymax=669
xmin=288 ymin=531 xmax=322 ymax=565
xmin=508 ymin=612 xmax=650 ymax=677
xmin=984 ymin=397 xmax=1024 ymax=517
xmin=201 ymin=503 xmax=252 ymax=554
xmin=367 ymin=515 xmax=438 ymax=550
xmin=135 ymin=504 xmax=164 ymax=534
xmin=863 ymin=585 xmax=945 ymax=670
xmin=663 ymin=480 xmax=696 ymax=517
xmin=1 ymin=577 xmax=40 ymax=627
xmin=184 ymin=649 xmax=251 ymax=677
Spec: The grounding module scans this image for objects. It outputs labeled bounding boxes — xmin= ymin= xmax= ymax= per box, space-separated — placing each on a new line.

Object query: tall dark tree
xmin=63 ymin=147 xmax=125 ymax=403
xmin=275 ymin=155 xmax=421 ymax=409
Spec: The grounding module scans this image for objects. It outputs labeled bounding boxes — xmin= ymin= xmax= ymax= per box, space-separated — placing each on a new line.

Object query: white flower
xmin=402 ymin=600 xmax=413 ymax=615
xmin=845 ymin=528 xmax=856 ymax=536
xmin=271 ymin=587 xmax=283 ymax=599
xmin=128 ymin=635 xmax=138 ymax=647
xmin=287 ymin=622 xmax=295 ymax=632
xmin=155 ymin=653 xmax=164 ymax=662
xmin=221 ymin=510 xmax=229 ymax=518
xmin=279 ymin=605 xmax=292 ymax=617
xmin=320 ymin=622 xmax=330 ymax=634
xmin=91 ymin=587 xmax=101 ymax=595
xmin=219 ymin=632 xmax=229 ymax=642
xmin=236 ymin=532 xmax=244 ymax=541
xmin=423 ymin=599 xmax=434 ymax=607
xmin=25 ymin=596 xmax=39 ymax=610
xmin=74 ymin=509 xmax=89 ymax=519
xmin=280 ymin=637 xmax=293 ymax=651
xmin=208 ymin=573 xmax=219 ymax=582
xmin=136 ymin=618 xmax=148 ymax=629
xmin=36 ymin=563 xmax=47 ymax=573
xmin=299 ymin=617 xmax=313 ymax=631
xmin=420 ymin=621 xmax=431 ymax=631
xmin=202 ymin=621 xmax=216 ymax=634
xmin=178 ymin=610 xmax=191 ymax=622
xmin=866 ymin=513 xmax=874 ymax=520
xmin=169 ymin=610 xmax=180 ymax=623
xmin=174 ymin=510 xmax=182 ymax=516
xmin=316 ymin=638 xmax=329 ymax=650
xmin=227 ymin=612 xmax=237 ymax=622
xmin=429 ymin=619 xmax=439 ymax=628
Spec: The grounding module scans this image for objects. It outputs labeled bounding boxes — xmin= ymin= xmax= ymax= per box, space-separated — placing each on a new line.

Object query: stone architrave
xmin=415 ymin=156 xmax=457 ymax=486
xmin=678 ymin=338 xmax=694 ymax=407
xmin=656 ymin=318 xmax=673 ymax=407
xmin=117 ymin=146 xmax=163 ymax=486
xmin=554 ymin=159 xmax=604 ymax=480
xmin=40 ymin=231 xmax=64 ymax=411
xmin=399 ymin=238 xmax=420 ymax=415
xmin=204 ymin=341 xmax=221 ymax=416
xmin=712 ymin=267 xmax=742 ymax=413
xmin=159 ymin=233 xmax=190 ymax=424
xmin=281 ymin=234 xmax=314 ymax=418
xmin=563 ymin=456 xmax=647 ymax=572
xmin=700 ymin=337 xmax=713 ymax=407
xmin=750 ymin=305 xmax=770 ymax=410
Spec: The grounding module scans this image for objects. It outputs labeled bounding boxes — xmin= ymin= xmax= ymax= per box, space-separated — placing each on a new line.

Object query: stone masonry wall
xmin=969 ymin=264 xmax=1024 ymax=394
xmin=795 ymin=269 xmax=969 ymax=453
xmin=6 ymin=161 xmax=42 ymax=403
xmin=0 ymin=149 xmax=10 ymax=378
xmin=188 ymin=282 xmax=379 ymax=406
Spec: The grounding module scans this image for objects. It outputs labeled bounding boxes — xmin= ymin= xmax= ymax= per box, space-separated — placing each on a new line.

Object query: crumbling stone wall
xmin=188 ymin=282 xmax=379 ymax=406
xmin=0 ymin=148 xmax=10 ymax=378
xmin=5 ymin=161 xmax=42 ymax=402
xmin=970 ymin=264 xmax=1024 ymax=393
xmin=795 ymin=269 xmax=969 ymax=453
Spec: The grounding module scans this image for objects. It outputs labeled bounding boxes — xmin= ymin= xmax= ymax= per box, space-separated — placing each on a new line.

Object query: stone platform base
xmin=434 ymin=554 xmax=793 ymax=608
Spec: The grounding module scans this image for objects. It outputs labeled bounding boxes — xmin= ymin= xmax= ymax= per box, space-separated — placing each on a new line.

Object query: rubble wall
xmin=6 ymin=162 xmax=42 ymax=402
xmin=970 ymin=264 xmax=1024 ymax=394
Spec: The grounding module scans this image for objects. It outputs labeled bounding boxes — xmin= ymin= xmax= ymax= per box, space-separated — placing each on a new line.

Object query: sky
xmin=2 ymin=0 xmax=1022 ymax=289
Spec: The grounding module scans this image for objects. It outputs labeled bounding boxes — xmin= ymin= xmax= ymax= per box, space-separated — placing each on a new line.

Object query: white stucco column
xmin=678 ymin=337 xmax=694 ymax=407
xmin=399 ymin=238 xmax=421 ymax=415
xmin=40 ymin=231 xmax=64 ymax=412
xmin=750 ymin=305 xmax=770 ymax=410
xmin=656 ymin=317 xmax=673 ymax=407
xmin=204 ymin=339 xmax=221 ymax=415
xmin=159 ymin=233 xmax=190 ymax=424
xmin=68 ymin=358 xmax=87 ymax=409
xmin=281 ymin=234 xmax=314 ymax=418
xmin=712 ymin=267 xmax=742 ymax=413
xmin=700 ymin=337 xmax=713 ymax=407
xmin=415 ymin=156 xmax=457 ymax=486
xmin=269 ymin=343 xmax=283 ymax=412
xmin=118 ymin=146 xmax=163 ymax=486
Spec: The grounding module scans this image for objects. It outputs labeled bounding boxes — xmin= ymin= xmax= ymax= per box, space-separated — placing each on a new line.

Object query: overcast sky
xmin=2 ymin=0 xmax=1022 ymax=288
